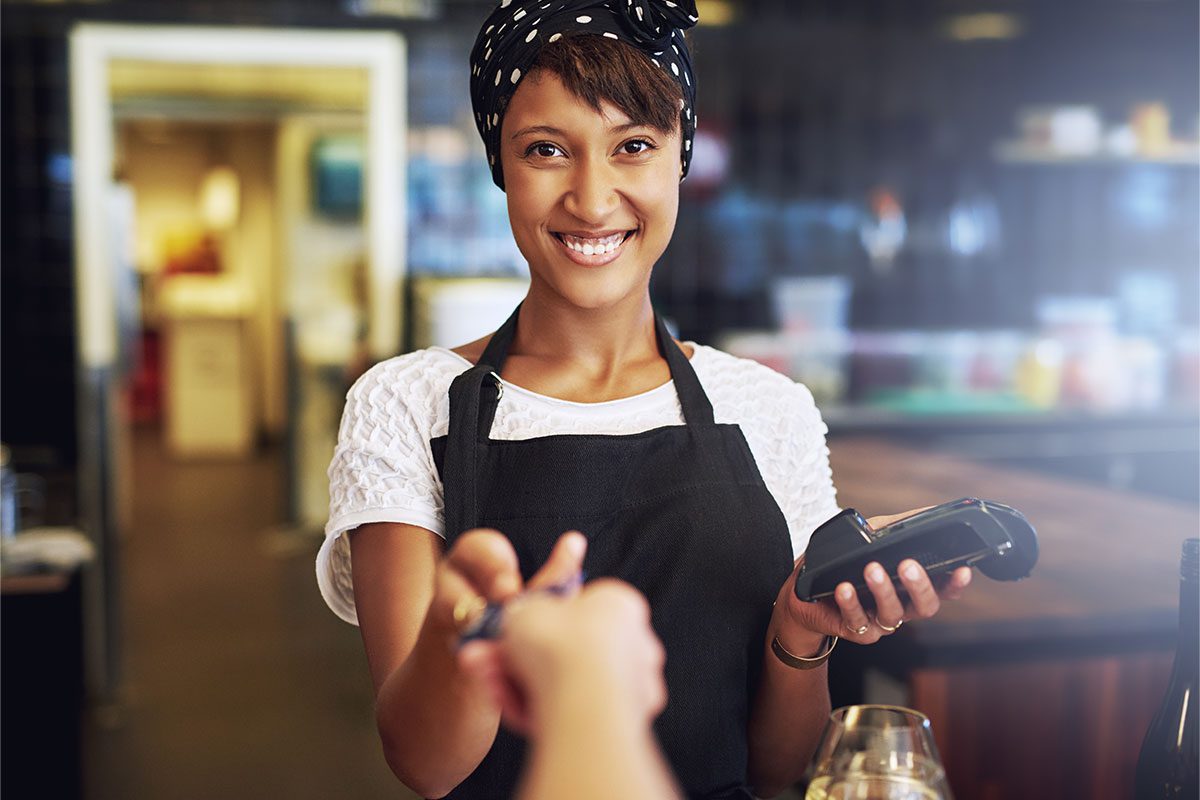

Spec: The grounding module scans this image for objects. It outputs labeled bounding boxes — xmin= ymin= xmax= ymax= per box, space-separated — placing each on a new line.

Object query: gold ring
xmin=845 ymin=622 xmax=870 ymax=636
xmin=876 ymin=618 xmax=903 ymax=634
xmin=453 ymin=594 xmax=487 ymax=632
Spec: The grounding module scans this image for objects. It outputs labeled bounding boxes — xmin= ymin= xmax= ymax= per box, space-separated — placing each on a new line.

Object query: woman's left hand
xmin=770 ymin=508 xmax=973 ymax=650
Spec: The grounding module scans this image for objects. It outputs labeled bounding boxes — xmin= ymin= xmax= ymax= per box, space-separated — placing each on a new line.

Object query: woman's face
xmin=499 ymin=70 xmax=681 ymax=312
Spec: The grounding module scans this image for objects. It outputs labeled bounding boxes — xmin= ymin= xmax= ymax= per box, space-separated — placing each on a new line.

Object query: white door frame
xmin=68 ymin=23 xmax=405 ymax=697
xmin=70 ymin=22 xmax=406 ymax=366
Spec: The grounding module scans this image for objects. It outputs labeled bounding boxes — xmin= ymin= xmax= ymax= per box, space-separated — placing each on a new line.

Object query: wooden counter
xmin=826 ymin=436 xmax=1197 ymax=800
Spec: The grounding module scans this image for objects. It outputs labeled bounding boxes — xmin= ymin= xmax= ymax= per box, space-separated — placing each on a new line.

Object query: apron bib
xmin=432 ymin=305 xmax=793 ymax=800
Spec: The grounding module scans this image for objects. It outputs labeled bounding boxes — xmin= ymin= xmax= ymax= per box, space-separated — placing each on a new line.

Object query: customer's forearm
xmin=520 ymin=685 xmax=680 ymax=800
xmin=747 ymin=629 xmax=832 ymax=798
xmin=376 ymin=620 xmax=500 ymax=798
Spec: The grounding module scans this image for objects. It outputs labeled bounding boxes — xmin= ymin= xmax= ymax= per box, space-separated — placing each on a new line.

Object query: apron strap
xmin=443 ymin=365 xmax=500 ymax=540
xmin=653 ymin=313 xmax=714 ymax=426
xmin=443 ymin=306 xmax=517 ymax=539
xmin=478 ymin=304 xmax=521 ymax=369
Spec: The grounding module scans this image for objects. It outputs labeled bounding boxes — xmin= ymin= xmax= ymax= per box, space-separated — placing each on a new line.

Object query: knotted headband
xmin=469 ymin=0 xmax=699 ymax=190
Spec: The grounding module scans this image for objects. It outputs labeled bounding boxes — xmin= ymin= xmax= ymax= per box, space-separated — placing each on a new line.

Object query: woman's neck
xmin=468 ymin=287 xmax=677 ymax=403
xmin=512 ymin=289 xmax=659 ymax=373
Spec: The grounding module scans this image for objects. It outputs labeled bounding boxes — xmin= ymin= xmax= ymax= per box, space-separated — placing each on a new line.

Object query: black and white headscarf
xmin=469 ymin=0 xmax=699 ymax=190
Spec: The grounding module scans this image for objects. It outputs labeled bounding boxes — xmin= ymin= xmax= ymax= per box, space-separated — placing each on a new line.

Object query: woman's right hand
xmin=429 ymin=528 xmax=588 ymax=646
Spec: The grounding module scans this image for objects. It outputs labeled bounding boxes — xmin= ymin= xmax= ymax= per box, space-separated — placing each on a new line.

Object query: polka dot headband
xmin=469 ymin=0 xmax=699 ymax=190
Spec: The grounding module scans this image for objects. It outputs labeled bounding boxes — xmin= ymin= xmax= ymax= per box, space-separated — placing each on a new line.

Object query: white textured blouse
xmin=318 ymin=344 xmax=841 ymax=624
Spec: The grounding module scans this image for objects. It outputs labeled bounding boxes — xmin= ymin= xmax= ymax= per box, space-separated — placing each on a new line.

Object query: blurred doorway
xmin=69 ymin=24 xmax=405 ymax=702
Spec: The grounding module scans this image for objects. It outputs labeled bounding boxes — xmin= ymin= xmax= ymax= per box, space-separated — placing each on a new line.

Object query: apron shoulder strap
xmin=444 ymin=305 xmax=517 ymax=538
xmin=654 ymin=314 xmax=714 ymax=426
xmin=443 ymin=364 xmax=501 ymax=539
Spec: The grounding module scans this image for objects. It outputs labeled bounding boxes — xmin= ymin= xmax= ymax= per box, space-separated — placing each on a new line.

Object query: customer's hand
xmin=769 ymin=508 xmax=973 ymax=653
xmin=458 ymin=579 xmax=667 ymax=736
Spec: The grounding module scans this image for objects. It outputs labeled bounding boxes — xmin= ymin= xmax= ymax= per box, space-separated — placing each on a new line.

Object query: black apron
xmin=432 ymin=305 xmax=794 ymax=800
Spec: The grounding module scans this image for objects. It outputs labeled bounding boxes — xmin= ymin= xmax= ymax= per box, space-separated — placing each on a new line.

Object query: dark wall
xmin=2 ymin=22 xmax=76 ymax=470
xmin=655 ymin=0 xmax=1200 ymax=339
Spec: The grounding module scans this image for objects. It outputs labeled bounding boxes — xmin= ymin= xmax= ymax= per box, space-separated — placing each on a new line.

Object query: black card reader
xmin=793 ymin=497 xmax=1038 ymax=605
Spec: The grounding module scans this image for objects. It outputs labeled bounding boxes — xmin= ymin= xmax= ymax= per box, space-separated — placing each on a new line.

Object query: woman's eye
xmin=527 ymin=142 xmax=564 ymax=158
xmin=620 ymin=139 xmax=655 ymax=155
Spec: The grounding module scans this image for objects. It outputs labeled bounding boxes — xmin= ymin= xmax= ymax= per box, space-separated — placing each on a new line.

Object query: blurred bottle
xmin=1 ymin=445 xmax=15 ymax=539
xmin=1134 ymin=538 xmax=1199 ymax=800
xmin=1014 ymin=338 xmax=1063 ymax=409
xmin=1131 ymin=103 xmax=1172 ymax=157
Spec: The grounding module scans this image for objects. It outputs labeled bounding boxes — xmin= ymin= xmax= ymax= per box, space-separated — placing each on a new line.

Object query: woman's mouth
xmin=552 ymin=230 xmax=635 ymax=266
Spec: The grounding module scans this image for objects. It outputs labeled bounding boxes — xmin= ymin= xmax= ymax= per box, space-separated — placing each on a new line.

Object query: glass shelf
xmin=992 ymin=141 xmax=1200 ymax=166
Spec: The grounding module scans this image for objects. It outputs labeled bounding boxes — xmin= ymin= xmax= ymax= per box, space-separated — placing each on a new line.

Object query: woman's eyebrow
xmin=509 ymin=121 xmax=646 ymax=140
xmin=510 ymin=125 xmax=566 ymax=140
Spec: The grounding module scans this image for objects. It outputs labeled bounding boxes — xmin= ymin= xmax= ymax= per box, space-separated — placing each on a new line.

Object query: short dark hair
xmin=519 ymin=34 xmax=684 ymax=135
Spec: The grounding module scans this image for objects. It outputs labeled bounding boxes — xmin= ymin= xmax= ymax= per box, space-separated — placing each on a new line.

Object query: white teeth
xmin=560 ymin=232 xmax=626 ymax=247
xmin=557 ymin=231 xmax=632 ymax=258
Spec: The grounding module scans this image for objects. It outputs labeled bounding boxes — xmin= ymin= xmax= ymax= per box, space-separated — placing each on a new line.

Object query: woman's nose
xmin=563 ymin=160 xmax=620 ymax=223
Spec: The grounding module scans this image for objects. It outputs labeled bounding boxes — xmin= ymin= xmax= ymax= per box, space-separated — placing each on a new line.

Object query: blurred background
xmin=1 ymin=1 xmax=1196 ymax=798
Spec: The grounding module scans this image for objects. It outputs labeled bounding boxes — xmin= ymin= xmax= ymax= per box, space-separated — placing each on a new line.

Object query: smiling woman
xmin=501 ymin=68 xmax=681 ymax=309
xmin=316 ymin=2 xmax=973 ymax=799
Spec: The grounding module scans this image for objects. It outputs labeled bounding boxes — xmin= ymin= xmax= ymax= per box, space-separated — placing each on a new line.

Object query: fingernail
xmin=868 ymin=565 xmax=886 ymax=584
xmin=838 ymin=585 xmax=854 ymax=600
xmin=902 ymin=563 xmax=921 ymax=581
xmin=566 ymin=533 xmax=587 ymax=559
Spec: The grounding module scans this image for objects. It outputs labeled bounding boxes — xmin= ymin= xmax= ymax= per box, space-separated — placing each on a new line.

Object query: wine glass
xmin=804 ymin=705 xmax=954 ymax=800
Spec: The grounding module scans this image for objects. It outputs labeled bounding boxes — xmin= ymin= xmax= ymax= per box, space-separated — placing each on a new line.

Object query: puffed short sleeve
xmin=761 ymin=380 xmax=842 ymax=559
xmin=316 ymin=353 xmax=450 ymax=624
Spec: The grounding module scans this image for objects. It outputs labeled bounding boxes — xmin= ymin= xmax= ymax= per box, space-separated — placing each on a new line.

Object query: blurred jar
xmin=1131 ymin=102 xmax=1172 ymax=157
xmin=1119 ymin=338 xmax=1168 ymax=411
xmin=1015 ymin=338 xmax=1064 ymax=409
xmin=971 ymin=331 xmax=1025 ymax=393
xmin=1037 ymin=296 xmax=1121 ymax=411
xmin=772 ymin=275 xmax=852 ymax=334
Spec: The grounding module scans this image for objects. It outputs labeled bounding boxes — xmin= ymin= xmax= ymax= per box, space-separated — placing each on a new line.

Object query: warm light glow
xmin=696 ymin=0 xmax=736 ymax=27
xmin=942 ymin=13 xmax=1024 ymax=41
xmin=198 ymin=166 xmax=240 ymax=231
